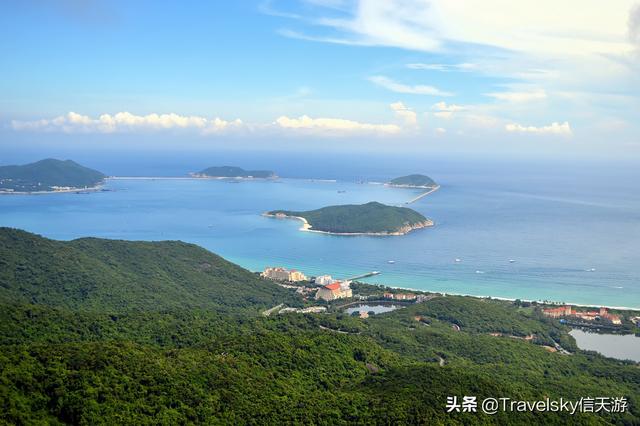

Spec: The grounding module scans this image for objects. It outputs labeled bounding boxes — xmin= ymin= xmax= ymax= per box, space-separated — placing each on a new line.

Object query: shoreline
xmin=376 ymin=283 xmax=640 ymax=312
xmin=0 ymin=184 xmax=105 ymax=195
xmin=189 ymin=173 xmax=278 ymax=180
xmin=263 ymin=212 xmax=433 ymax=236
xmin=247 ymin=265 xmax=640 ymax=312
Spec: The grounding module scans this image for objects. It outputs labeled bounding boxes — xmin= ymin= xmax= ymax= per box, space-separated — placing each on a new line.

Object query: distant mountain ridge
xmin=388 ymin=174 xmax=437 ymax=188
xmin=267 ymin=201 xmax=433 ymax=235
xmin=192 ymin=165 xmax=277 ymax=179
xmin=0 ymin=159 xmax=106 ymax=193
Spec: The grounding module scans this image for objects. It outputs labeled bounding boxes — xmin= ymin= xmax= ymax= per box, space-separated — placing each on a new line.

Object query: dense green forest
xmin=193 ymin=166 xmax=276 ymax=179
xmin=1 ymin=228 xmax=638 ymax=424
xmin=0 ymin=159 xmax=106 ymax=192
xmin=388 ymin=174 xmax=438 ymax=188
xmin=268 ymin=201 xmax=432 ymax=234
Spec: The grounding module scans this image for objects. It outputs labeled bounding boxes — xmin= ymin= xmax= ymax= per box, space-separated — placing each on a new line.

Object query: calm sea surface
xmin=570 ymin=329 xmax=640 ymax=362
xmin=1 ymin=154 xmax=639 ymax=308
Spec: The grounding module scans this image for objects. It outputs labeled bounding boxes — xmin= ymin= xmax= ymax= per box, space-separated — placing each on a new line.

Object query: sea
xmin=1 ymin=151 xmax=639 ymax=309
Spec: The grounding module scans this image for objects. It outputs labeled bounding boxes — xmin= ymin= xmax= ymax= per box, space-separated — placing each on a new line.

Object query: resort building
xmin=314 ymin=275 xmax=334 ymax=286
xmin=383 ymin=292 xmax=417 ymax=301
xmin=542 ymin=305 xmax=573 ymax=318
xmin=315 ymin=281 xmax=353 ymax=301
xmin=261 ymin=267 xmax=308 ymax=282
xmin=542 ymin=305 xmax=622 ymax=324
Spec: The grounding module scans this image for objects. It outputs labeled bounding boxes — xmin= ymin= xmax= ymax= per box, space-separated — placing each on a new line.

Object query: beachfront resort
xmin=543 ymin=305 xmax=622 ymax=325
xmin=261 ymin=266 xmax=308 ymax=282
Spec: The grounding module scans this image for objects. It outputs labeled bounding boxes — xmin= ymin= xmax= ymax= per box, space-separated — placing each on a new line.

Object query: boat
xmin=387 ymin=260 xmax=395 ymax=264
xmin=509 ymin=259 xmax=516 ymax=263
xmin=475 ymin=270 xmax=485 ymax=274
xmin=455 ymin=258 xmax=462 ymax=263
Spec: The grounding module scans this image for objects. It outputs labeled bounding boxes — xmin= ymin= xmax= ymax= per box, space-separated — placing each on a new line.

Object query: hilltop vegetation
xmin=0 ymin=159 xmax=106 ymax=192
xmin=193 ymin=165 xmax=276 ymax=179
xmin=0 ymin=229 xmax=639 ymax=424
xmin=0 ymin=228 xmax=297 ymax=313
xmin=388 ymin=174 xmax=437 ymax=188
xmin=268 ymin=201 xmax=432 ymax=235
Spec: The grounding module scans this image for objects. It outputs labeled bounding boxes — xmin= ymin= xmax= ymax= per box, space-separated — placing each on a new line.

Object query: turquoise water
xmin=1 ymin=157 xmax=639 ymax=309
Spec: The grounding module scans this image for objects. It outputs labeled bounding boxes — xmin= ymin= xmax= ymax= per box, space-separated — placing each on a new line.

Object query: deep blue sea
xmin=1 ymin=152 xmax=639 ymax=309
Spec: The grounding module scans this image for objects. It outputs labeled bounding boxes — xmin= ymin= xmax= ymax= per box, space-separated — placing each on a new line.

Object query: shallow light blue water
xmin=1 ymin=155 xmax=639 ymax=309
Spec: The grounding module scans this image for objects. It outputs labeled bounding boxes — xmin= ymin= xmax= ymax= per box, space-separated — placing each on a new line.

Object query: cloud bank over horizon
xmin=11 ymin=103 xmax=421 ymax=137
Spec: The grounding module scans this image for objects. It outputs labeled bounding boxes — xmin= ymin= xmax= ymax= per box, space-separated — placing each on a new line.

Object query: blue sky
xmin=2 ymin=0 xmax=640 ymax=157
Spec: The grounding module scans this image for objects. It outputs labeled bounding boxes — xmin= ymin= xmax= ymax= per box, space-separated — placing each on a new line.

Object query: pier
xmin=346 ymin=271 xmax=381 ymax=281
xmin=406 ymin=185 xmax=440 ymax=204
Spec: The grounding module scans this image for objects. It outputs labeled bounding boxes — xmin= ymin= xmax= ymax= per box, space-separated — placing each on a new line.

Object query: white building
xmin=314 ymin=275 xmax=334 ymax=286
xmin=261 ymin=267 xmax=308 ymax=282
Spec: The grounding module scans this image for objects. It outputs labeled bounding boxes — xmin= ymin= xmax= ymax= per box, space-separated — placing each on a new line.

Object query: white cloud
xmin=390 ymin=101 xmax=417 ymax=126
xmin=485 ymin=90 xmax=547 ymax=103
xmin=283 ymin=0 xmax=637 ymax=56
xmin=407 ymin=63 xmax=478 ymax=72
xmin=505 ymin=121 xmax=573 ymax=136
xmin=630 ymin=3 xmax=640 ymax=59
xmin=275 ymin=0 xmax=640 ymax=113
xmin=11 ymin=112 xmax=243 ymax=134
xmin=273 ymin=102 xmax=415 ymax=135
xmin=11 ymin=104 xmax=417 ymax=137
xmin=431 ymin=101 xmax=466 ymax=118
xmin=274 ymin=115 xmax=400 ymax=134
xmin=368 ymin=75 xmax=453 ymax=96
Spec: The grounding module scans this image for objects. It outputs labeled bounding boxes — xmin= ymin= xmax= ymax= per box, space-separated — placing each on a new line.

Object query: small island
xmin=191 ymin=166 xmax=277 ymax=179
xmin=387 ymin=174 xmax=438 ymax=188
xmin=265 ymin=201 xmax=433 ymax=235
xmin=0 ymin=159 xmax=106 ymax=194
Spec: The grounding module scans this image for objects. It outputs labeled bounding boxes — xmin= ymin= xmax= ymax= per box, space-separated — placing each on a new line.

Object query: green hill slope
xmin=0 ymin=159 xmax=106 ymax=192
xmin=193 ymin=165 xmax=276 ymax=178
xmin=0 ymin=228 xmax=296 ymax=312
xmin=1 ymin=229 xmax=638 ymax=424
xmin=268 ymin=201 xmax=432 ymax=234
xmin=388 ymin=174 xmax=437 ymax=188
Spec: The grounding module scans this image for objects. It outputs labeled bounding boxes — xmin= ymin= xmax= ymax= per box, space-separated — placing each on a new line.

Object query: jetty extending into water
xmin=346 ymin=271 xmax=381 ymax=281
xmin=406 ymin=185 xmax=440 ymax=204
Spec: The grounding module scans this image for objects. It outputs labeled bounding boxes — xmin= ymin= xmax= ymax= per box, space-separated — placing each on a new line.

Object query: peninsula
xmin=265 ymin=201 xmax=433 ymax=235
xmin=191 ymin=165 xmax=277 ymax=179
xmin=387 ymin=174 xmax=438 ymax=189
xmin=0 ymin=159 xmax=106 ymax=193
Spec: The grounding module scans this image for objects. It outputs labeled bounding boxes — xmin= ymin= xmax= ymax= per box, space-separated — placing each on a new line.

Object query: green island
xmin=0 ymin=159 xmax=106 ymax=193
xmin=266 ymin=201 xmax=433 ymax=235
xmin=388 ymin=174 xmax=438 ymax=188
xmin=0 ymin=228 xmax=638 ymax=424
xmin=191 ymin=165 xmax=277 ymax=179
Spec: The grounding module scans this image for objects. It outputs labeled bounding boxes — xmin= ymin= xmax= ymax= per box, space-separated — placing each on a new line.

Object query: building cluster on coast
xmin=542 ymin=305 xmax=622 ymax=325
xmin=260 ymin=267 xmax=353 ymax=302
xmin=383 ymin=292 xmax=432 ymax=303
xmin=261 ymin=267 xmax=308 ymax=282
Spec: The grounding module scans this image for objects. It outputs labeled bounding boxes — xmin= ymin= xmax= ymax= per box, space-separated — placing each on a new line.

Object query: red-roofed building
xmin=316 ymin=281 xmax=353 ymax=301
xmin=543 ymin=305 xmax=622 ymax=325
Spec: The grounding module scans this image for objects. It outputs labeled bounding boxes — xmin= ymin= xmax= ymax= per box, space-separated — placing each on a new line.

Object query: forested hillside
xmin=0 ymin=159 xmax=106 ymax=192
xmin=1 ymin=229 xmax=638 ymax=424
